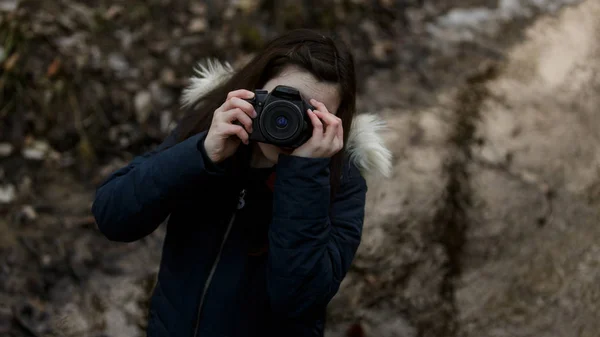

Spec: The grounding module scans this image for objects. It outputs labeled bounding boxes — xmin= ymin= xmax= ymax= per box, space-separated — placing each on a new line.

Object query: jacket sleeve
xmin=91 ymin=130 xmax=229 ymax=242
xmin=267 ymin=154 xmax=367 ymax=319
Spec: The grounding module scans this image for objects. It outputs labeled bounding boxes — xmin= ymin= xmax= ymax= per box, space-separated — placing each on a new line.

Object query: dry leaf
xmin=4 ymin=52 xmax=20 ymax=71
xmin=47 ymin=58 xmax=61 ymax=77
xmin=104 ymin=5 xmax=123 ymax=20
xmin=365 ymin=274 xmax=378 ymax=285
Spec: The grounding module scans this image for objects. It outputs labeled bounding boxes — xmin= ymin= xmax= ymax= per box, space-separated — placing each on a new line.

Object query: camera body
xmin=243 ymin=85 xmax=315 ymax=148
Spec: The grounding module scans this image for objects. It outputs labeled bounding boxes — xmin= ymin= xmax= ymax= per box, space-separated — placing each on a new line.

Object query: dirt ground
xmin=1 ymin=0 xmax=599 ymax=336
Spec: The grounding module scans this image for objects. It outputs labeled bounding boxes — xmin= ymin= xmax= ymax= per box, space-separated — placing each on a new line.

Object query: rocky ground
xmin=1 ymin=0 xmax=599 ymax=336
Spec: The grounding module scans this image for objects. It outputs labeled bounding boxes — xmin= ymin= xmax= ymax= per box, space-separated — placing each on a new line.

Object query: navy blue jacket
xmin=91 ymin=129 xmax=367 ymax=337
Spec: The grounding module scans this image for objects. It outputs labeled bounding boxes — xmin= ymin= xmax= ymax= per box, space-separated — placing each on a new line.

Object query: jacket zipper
xmin=193 ymin=189 xmax=245 ymax=337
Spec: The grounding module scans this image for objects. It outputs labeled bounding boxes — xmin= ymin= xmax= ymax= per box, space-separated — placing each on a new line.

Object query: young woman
xmin=92 ymin=29 xmax=391 ymax=337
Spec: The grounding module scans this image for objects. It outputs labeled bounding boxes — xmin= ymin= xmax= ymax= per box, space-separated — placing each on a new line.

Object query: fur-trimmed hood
xmin=180 ymin=59 xmax=392 ymax=179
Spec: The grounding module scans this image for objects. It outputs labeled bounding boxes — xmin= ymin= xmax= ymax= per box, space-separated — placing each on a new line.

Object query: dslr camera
xmin=242 ymin=85 xmax=315 ymax=148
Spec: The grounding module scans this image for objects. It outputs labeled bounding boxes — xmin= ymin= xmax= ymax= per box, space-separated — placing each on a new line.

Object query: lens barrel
xmin=259 ymin=100 xmax=302 ymax=141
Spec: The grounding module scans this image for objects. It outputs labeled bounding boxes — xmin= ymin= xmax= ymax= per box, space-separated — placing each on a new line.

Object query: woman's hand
xmin=291 ymin=98 xmax=344 ymax=159
xmin=204 ymin=89 xmax=257 ymax=163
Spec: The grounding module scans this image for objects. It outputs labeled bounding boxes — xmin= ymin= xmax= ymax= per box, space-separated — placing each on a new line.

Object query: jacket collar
xmin=179 ymin=59 xmax=392 ymax=179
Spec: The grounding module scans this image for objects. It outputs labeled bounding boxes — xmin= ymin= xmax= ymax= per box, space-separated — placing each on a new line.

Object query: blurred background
xmin=1 ymin=0 xmax=599 ymax=336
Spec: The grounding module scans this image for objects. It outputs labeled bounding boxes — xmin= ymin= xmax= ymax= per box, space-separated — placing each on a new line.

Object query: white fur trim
xmin=180 ymin=59 xmax=234 ymax=107
xmin=347 ymin=113 xmax=393 ymax=178
xmin=180 ymin=59 xmax=392 ymax=178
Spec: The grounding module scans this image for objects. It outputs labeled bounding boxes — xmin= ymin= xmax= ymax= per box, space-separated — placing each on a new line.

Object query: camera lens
xmin=275 ymin=116 xmax=288 ymax=128
xmin=260 ymin=101 xmax=301 ymax=141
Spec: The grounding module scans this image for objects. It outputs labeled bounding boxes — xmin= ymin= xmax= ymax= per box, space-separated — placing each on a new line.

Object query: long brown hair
xmin=177 ymin=29 xmax=357 ymax=196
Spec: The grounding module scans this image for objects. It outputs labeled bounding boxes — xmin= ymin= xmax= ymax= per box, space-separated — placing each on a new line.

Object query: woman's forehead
xmin=263 ymin=67 xmax=341 ymax=114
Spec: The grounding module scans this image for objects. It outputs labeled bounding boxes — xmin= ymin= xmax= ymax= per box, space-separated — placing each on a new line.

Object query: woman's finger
xmin=335 ymin=135 xmax=344 ymax=152
xmin=336 ymin=117 xmax=343 ymax=142
xmin=220 ymin=97 xmax=257 ymax=119
xmin=221 ymin=123 xmax=249 ymax=145
xmin=307 ymin=109 xmax=324 ymax=141
xmin=309 ymin=99 xmax=337 ymax=134
xmin=224 ymin=108 xmax=253 ymax=133
xmin=227 ymin=89 xmax=255 ymax=101
xmin=313 ymin=109 xmax=339 ymax=144
xmin=310 ymin=99 xmax=329 ymax=115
